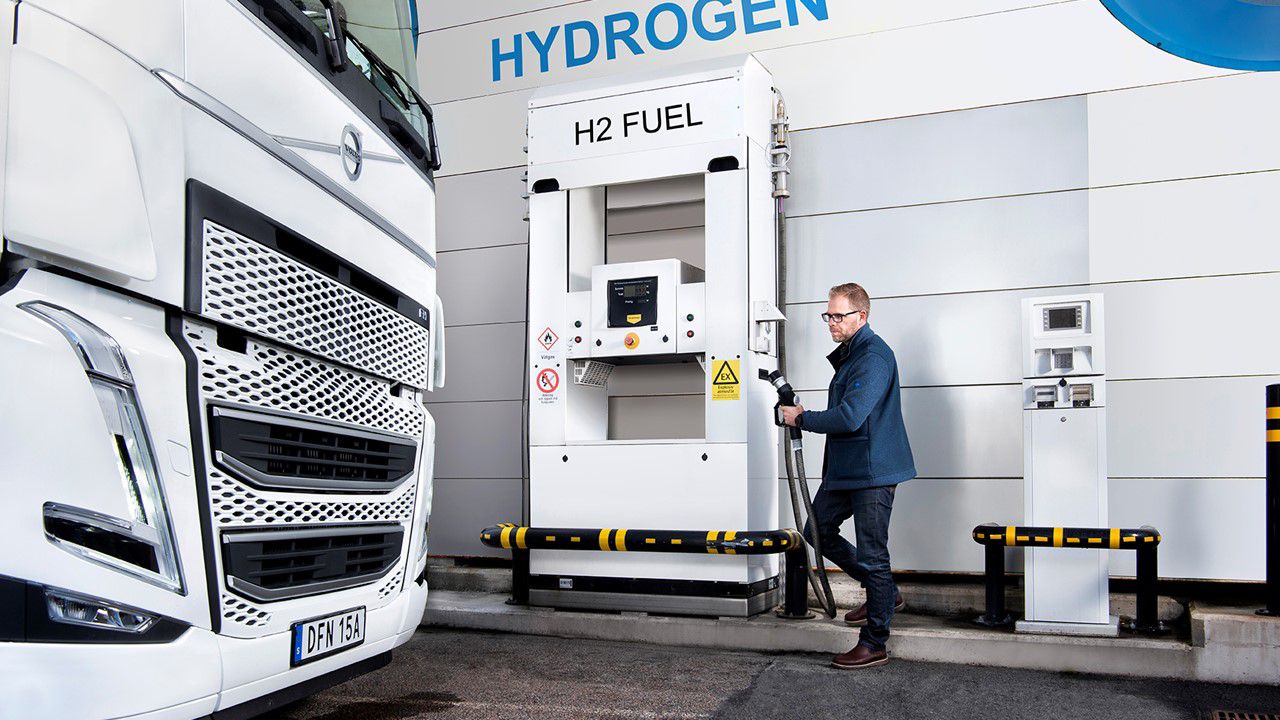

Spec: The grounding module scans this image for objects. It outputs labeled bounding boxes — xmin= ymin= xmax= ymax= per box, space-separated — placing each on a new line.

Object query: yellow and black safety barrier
xmin=480 ymin=524 xmax=802 ymax=555
xmin=971 ymin=525 xmax=1161 ymax=549
xmin=971 ymin=522 xmax=1166 ymax=634
xmin=1263 ymin=385 xmax=1280 ymax=616
xmin=480 ymin=524 xmax=813 ymax=618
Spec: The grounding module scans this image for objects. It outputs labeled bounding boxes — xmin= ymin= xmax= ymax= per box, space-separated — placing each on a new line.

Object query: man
xmin=780 ymin=283 xmax=916 ymax=669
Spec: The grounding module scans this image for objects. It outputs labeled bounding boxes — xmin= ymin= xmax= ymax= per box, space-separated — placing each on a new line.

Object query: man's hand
xmin=781 ymin=404 xmax=805 ymax=427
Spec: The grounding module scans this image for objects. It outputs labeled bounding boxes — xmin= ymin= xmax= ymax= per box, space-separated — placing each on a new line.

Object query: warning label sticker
xmin=711 ymin=360 xmax=740 ymax=401
xmin=537 ymin=327 xmax=559 ymax=351
xmin=536 ymin=368 xmax=560 ymax=395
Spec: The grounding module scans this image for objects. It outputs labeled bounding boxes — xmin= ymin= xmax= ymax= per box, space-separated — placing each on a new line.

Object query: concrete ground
xmin=263 ymin=629 xmax=1280 ymax=720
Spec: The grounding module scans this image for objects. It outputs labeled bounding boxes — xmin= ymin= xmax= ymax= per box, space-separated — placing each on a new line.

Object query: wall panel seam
xmin=782 ymin=269 xmax=1280 ymax=305
xmin=787 ymin=167 xmax=1280 ymax=222
xmin=440 ymin=241 xmax=529 ymax=255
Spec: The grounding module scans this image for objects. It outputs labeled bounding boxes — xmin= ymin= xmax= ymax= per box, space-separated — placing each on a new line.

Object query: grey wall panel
xmin=1108 ymin=478 xmax=1264 ymax=581
xmin=607 ymin=176 xmax=704 ymax=209
xmin=784 ymin=191 xmax=1089 ymax=303
xmin=607 ymin=227 xmax=706 ymax=268
xmin=607 ymin=202 xmax=704 ymax=235
xmin=1088 ymin=172 xmax=1280 ymax=284
xmin=437 ymin=244 xmax=529 ymax=326
xmin=608 ymin=395 xmax=704 ymax=441
xmin=429 ymin=478 xmax=524 ymax=557
xmin=1105 ymin=273 xmax=1280 ymax=380
xmin=1108 ymin=377 xmax=1277 ymax=479
xmin=1088 ymin=72 xmax=1280 ymax=188
xmin=787 ymin=96 xmax=1088 ymax=218
xmin=436 ymin=167 xmax=528 ymax=252
xmin=789 ymin=386 xmax=1022 ymax=481
xmin=427 ymin=401 xmax=524 ymax=479
xmin=430 ymin=322 xmax=526 ymax=403
xmin=607 ymin=363 xmax=705 ymax=397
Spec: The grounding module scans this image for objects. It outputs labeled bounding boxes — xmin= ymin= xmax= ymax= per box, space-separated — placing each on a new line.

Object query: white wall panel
xmin=429 ymin=322 xmax=527 ymax=403
xmin=428 ymin=2 xmax=1230 ymax=177
xmin=1105 ymin=273 xmax=1280 ymax=380
xmin=788 ymin=386 xmax=1022 ymax=481
xmin=420 ymin=2 xmax=585 ymax=32
xmin=787 ymin=97 xmax=1087 ymax=216
xmin=1088 ymin=172 xmax=1280 ymax=284
xmin=436 ymin=167 xmax=529 ymax=251
xmin=1088 ymin=71 xmax=1279 ymax=188
xmin=429 ymin=478 xmax=524 ymax=557
xmin=784 ymin=191 xmax=1088 ymax=301
xmin=427 ymin=401 xmax=525 ymax=479
xmin=420 ymin=0 xmax=1059 ymax=103
xmin=886 ymin=479 xmax=1024 ymax=573
xmin=784 ymin=286 xmax=1084 ymax=390
xmin=1108 ymin=479 xmax=1264 ymax=581
xmin=1108 ymin=377 xmax=1277 ymax=479
xmin=437 ymin=244 xmax=529 ymax=326
xmin=757 ymin=1 xmax=1226 ymax=135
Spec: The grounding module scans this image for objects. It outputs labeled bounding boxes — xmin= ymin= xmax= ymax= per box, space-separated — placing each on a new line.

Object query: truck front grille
xmin=223 ymin=525 xmax=404 ymax=602
xmin=210 ymin=406 xmax=416 ymax=493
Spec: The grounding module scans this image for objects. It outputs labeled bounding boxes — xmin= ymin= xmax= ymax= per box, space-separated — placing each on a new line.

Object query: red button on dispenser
xmin=574 ymin=336 xmax=582 ymax=343
xmin=686 ymin=330 xmax=695 ymax=338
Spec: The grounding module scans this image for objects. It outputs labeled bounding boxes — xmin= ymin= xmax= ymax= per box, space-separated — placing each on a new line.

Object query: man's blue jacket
xmin=797 ymin=325 xmax=916 ymax=489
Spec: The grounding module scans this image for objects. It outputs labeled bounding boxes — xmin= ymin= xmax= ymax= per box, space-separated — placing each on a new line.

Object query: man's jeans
xmin=803 ymin=484 xmax=897 ymax=651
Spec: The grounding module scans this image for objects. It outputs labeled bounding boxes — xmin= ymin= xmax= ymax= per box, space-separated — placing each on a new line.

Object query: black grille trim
xmin=222 ymin=525 xmax=404 ymax=602
xmin=210 ymin=406 xmax=417 ymax=493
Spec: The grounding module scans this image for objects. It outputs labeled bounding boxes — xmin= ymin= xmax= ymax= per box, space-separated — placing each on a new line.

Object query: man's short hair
xmin=829 ymin=283 xmax=870 ymax=314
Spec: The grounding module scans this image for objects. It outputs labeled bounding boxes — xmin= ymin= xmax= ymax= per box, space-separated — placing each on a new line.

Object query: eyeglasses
xmin=821 ymin=311 xmax=864 ymax=324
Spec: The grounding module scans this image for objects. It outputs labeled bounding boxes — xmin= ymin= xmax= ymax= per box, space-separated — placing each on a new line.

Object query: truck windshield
xmin=285 ymin=0 xmax=439 ymax=172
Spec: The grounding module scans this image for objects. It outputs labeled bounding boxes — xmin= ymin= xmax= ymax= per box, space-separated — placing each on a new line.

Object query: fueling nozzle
xmin=759 ymin=369 xmax=802 ymax=441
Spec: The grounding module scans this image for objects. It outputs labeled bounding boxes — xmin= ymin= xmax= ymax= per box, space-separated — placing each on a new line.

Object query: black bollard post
xmin=777 ymin=547 xmax=816 ymax=619
xmin=508 ymin=547 xmax=530 ymax=606
xmin=1261 ymin=384 xmax=1280 ymax=616
xmin=976 ymin=542 xmax=1011 ymax=627
xmin=1134 ymin=542 xmax=1166 ymax=634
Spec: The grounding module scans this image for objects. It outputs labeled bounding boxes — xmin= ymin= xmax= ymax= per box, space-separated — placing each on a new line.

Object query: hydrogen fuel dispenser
xmin=1019 ymin=293 xmax=1118 ymax=636
xmin=524 ymin=56 xmax=785 ymax=616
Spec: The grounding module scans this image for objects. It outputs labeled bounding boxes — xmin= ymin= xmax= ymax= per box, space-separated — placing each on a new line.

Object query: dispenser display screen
xmin=608 ymin=276 xmax=658 ymax=327
xmin=1044 ymin=306 xmax=1082 ymax=331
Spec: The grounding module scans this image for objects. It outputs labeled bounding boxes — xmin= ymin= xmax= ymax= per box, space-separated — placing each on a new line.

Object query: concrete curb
xmin=421 ymin=591 xmax=1217 ymax=680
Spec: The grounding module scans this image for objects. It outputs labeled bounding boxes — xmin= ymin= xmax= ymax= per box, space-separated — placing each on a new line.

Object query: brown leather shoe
xmin=831 ymin=644 xmax=888 ymax=669
xmin=843 ymin=592 xmax=905 ymax=626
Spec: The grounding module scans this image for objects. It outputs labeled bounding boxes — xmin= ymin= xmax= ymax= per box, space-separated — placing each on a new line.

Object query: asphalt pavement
xmin=264 ymin=628 xmax=1280 ymax=720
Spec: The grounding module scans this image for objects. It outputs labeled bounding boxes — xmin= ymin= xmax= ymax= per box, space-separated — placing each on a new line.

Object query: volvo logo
xmin=340 ymin=125 xmax=363 ymax=181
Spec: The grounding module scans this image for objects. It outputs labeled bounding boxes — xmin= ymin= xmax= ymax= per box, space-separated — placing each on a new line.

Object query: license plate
xmin=290 ymin=607 xmax=365 ymax=666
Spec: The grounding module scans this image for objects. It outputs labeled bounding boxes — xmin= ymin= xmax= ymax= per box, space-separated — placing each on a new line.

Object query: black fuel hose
xmin=761 ymin=369 xmax=837 ymax=618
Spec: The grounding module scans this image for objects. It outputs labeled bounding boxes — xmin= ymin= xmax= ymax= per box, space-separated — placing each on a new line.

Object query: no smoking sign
xmin=536 ymin=368 xmax=560 ymax=394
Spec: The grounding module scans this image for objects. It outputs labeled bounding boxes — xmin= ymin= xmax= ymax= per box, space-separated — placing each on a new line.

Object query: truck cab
xmin=0 ymin=2 xmax=443 ymax=717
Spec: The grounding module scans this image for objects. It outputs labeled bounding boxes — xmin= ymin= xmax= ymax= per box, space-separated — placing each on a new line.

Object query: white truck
xmin=0 ymin=2 xmax=444 ymax=717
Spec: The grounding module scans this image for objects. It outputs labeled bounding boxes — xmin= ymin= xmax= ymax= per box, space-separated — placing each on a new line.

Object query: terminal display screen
xmin=607 ymin=277 xmax=658 ymax=327
xmin=1045 ymin=306 xmax=1082 ymax=331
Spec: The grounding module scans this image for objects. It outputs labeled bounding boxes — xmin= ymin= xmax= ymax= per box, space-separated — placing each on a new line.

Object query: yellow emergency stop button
xmin=624 ymin=332 xmax=640 ymax=350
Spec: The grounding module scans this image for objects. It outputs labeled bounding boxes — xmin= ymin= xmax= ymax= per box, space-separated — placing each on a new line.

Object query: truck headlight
xmin=22 ymin=302 xmax=185 ymax=594
xmin=46 ymin=587 xmax=157 ymax=634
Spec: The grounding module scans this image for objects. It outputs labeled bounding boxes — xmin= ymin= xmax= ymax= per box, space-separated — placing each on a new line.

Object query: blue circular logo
xmin=1101 ymin=0 xmax=1280 ymax=70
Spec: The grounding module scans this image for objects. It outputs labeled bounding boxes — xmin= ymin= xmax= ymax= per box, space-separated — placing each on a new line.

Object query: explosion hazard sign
xmin=711 ymin=360 xmax=740 ymax=401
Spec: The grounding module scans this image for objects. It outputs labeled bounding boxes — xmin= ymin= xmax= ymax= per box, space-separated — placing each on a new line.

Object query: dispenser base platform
xmin=1016 ymin=616 xmax=1120 ymax=637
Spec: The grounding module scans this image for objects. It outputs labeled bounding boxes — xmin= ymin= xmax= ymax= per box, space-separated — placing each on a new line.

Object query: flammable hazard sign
xmin=711 ymin=359 xmax=740 ymax=401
